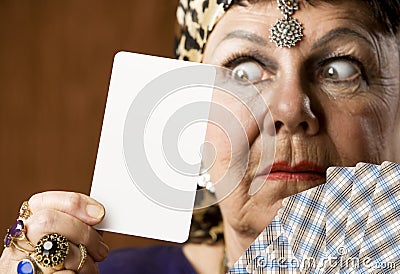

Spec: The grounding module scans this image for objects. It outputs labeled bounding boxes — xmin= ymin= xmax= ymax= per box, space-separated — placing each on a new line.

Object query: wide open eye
xmin=321 ymin=60 xmax=360 ymax=81
xmin=231 ymin=61 xmax=264 ymax=83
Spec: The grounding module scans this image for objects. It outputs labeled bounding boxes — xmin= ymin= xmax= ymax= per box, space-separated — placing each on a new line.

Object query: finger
xmin=54 ymin=271 xmax=76 ymax=274
xmin=0 ymin=246 xmax=27 ymax=273
xmin=63 ymin=243 xmax=98 ymax=274
xmin=28 ymin=191 xmax=105 ymax=225
xmin=1 ymin=241 xmax=99 ymax=274
xmin=26 ymin=209 xmax=109 ymax=262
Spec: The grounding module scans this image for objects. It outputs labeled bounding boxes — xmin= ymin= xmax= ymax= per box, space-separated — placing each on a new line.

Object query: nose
xmin=266 ymin=74 xmax=320 ymax=136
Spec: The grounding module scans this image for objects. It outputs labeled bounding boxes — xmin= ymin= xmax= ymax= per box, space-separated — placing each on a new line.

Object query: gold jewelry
xmin=4 ymin=220 xmax=35 ymax=255
xmin=17 ymin=257 xmax=43 ymax=274
xmin=11 ymin=241 xmax=34 ymax=255
xmin=76 ymin=243 xmax=88 ymax=272
xmin=34 ymin=233 xmax=69 ymax=270
xmin=19 ymin=201 xmax=33 ymax=220
xmin=270 ymin=0 xmax=303 ymax=48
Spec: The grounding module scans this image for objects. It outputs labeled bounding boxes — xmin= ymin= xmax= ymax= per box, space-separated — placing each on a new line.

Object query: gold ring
xmin=17 ymin=257 xmax=43 ymax=274
xmin=34 ymin=233 xmax=69 ymax=270
xmin=4 ymin=219 xmax=35 ymax=255
xmin=19 ymin=201 xmax=32 ymax=220
xmin=76 ymin=243 xmax=88 ymax=272
xmin=11 ymin=241 xmax=34 ymax=255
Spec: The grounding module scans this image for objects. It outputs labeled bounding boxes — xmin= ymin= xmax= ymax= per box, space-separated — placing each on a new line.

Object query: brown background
xmin=0 ymin=0 xmax=179 ymax=253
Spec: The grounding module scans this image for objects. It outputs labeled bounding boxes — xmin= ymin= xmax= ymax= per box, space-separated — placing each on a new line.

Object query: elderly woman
xmin=1 ymin=0 xmax=400 ymax=273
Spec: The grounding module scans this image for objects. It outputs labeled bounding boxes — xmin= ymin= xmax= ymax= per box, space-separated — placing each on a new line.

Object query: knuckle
xmin=28 ymin=192 xmax=45 ymax=209
xmin=81 ymin=226 xmax=92 ymax=244
xmin=66 ymin=192 xmax=83 ymax=212
xmin=33 ymin=209 xmax=57 ymax=232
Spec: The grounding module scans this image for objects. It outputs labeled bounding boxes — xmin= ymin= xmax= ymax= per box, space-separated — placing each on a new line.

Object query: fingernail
xmin=86 ymin=204 xmax=104 ymax=220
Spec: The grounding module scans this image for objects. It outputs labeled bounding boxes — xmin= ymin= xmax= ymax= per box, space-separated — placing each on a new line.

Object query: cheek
xmin=324 ymin=99 xmax=394 ymax=164
xmin=328 ymin=117 xmax=376 ymax=163
xmin=205 ymin=91 xmax=263 ymax=181
xmin=205 ymin=123 xmax=232 ymax=181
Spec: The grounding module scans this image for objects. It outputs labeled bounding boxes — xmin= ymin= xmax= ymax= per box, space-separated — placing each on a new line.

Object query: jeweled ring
xmin=76 ymin=243 xmax=88 ymax=272
xmin=4 ymin=219 xmax=35 ymax=254
xmin=34 ymin=233 xmax=69 ymax=270
xmin=17 ymin=257 xmax=43 ymax=274
xmin=19 ymin=201 xmax=33 ymax=220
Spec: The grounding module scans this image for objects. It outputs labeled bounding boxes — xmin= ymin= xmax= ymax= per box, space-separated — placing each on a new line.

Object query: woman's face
xmin=202 ymin=1 xmax=400 ymax=236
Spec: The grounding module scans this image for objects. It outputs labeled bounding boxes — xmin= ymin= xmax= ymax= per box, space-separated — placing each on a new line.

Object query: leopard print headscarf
xmin=175 ymin=0 xmax=234 ymax=62
xmin=175 ymin=0 xmax=238 ymax=245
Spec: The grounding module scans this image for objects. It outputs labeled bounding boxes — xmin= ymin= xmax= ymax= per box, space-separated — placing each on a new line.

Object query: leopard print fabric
xmin=175 ymin=0 xmax=234 ymax=62
xmin=175 ymin=0 xmax=236 ymax=244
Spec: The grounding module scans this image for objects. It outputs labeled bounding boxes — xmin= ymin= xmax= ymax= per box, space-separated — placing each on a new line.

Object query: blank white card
xmin=90 ymin=52 xmax=216 ymax=243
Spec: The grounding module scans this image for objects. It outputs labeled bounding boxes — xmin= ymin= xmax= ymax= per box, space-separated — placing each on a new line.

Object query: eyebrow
xmin=312 ymin=27 xmax=374 ymax=50
xmin=221 ymin=30 xmax=270 ymax=47
xmin=220 ymin=28 xmax=373 ymax=51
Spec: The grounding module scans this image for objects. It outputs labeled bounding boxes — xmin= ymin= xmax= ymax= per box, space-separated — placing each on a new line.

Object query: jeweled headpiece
xmin=175 ymin=0 xmax=304 ymax=62
xmin=270 ymin=0 xmax=304 ymax=48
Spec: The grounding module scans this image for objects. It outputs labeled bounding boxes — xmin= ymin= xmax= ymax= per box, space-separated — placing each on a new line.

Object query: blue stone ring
xmin=17 ymin=258 xmax=43 ymax=274
xmin=4 ymin=205 xmax=69 ymax=273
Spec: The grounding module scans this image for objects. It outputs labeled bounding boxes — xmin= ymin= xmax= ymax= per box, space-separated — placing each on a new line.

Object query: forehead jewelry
xmin=270 ymin=0 xmax=303 ymax=48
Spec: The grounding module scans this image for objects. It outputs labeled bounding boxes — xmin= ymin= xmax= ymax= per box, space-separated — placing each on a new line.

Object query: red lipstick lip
xmin=256 ymin=161 xmax=326 ymax=181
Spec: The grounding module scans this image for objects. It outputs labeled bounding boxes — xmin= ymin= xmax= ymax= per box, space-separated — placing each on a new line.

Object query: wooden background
xmin=0 ymin=0 xmax=178 ymax=253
